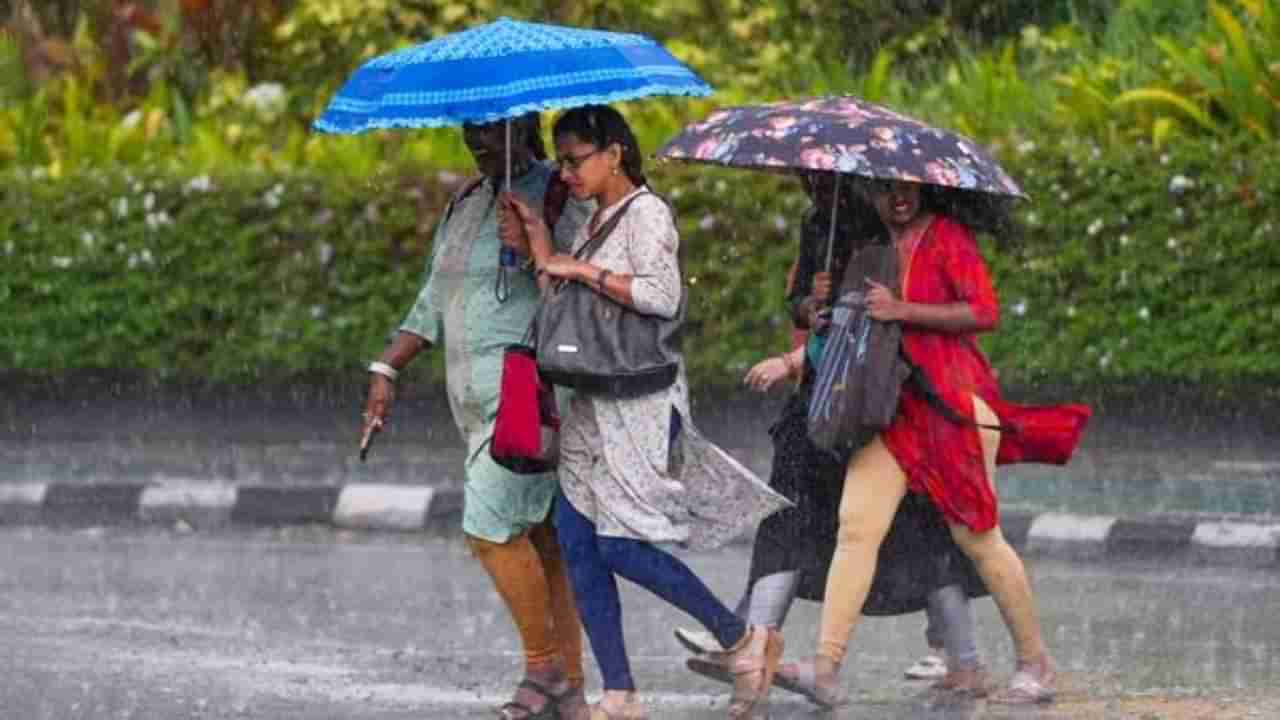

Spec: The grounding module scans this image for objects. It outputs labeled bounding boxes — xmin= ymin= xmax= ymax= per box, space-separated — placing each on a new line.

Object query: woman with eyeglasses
xmin=360 ymin=113 xmax=595 ymax=720
xmin=776 ymin=177 xmax=1091 ymax=708
xmin=503 ymin=104 xmax=790 ymax=720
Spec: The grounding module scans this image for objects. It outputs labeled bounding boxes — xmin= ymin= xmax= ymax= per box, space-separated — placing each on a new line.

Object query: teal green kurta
xmin=400 ymin=163 xmax=589 ymax=543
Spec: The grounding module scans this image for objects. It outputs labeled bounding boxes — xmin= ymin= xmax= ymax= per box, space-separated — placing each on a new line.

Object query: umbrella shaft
xmin=824 ymin=173 xmax=842 ymax=275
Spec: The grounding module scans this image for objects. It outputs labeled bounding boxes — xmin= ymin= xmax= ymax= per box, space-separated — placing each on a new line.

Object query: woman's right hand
xmin=744 ymin=355 xmax=793 ymax=392
xmin=802 ymin=271 xmax=834 ymax=330
xmin=811 ymin=271 xmax=833 ymax=303
xmin=500 ymin=192 xmax=552 ymax=265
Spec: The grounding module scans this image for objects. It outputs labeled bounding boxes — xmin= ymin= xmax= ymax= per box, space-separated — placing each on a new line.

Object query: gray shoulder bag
xmin=534 ymin=191 xmax=686 ymax=397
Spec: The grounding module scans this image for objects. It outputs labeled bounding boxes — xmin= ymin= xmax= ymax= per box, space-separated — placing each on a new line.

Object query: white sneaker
xmin=673 ymin=627 xmax=724 ymax=654
xmin=904 ymin=653 xmax=947 ymax=679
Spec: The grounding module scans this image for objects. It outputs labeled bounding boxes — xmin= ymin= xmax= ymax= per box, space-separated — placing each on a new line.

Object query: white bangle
xmin=368 ymin=361 xmax=399 ymax=382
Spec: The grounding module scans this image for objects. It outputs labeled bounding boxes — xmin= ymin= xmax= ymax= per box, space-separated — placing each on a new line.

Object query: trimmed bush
xmin=3 ymin=134 xmax=1277 ymax=392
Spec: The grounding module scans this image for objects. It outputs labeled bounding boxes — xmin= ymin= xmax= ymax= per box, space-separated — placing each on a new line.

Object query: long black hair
xmin=552 ymin=105 xmax=646 ymax=187
xmin=802 ymin=171 xmax=889 ymax=247
xmin=920 ymin=184 xmax=1020 ymax=241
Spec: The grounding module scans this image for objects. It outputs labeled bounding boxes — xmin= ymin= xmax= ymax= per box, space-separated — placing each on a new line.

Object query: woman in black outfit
xmin=679 ymin=172 xmax=991 ymax=699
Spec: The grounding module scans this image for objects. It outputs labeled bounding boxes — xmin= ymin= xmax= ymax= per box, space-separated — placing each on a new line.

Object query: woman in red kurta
xmin=786 ymin=179 xmax=1090 ymax=708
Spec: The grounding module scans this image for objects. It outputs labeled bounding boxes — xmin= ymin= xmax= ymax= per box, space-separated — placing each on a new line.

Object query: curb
xmin=1001 ymin=510 xmax=1280 ymax=568
xmin=0 ymin=482 xmax=457 ymax=533
xmin=0 ymin=483 xmax=1277 ymax=568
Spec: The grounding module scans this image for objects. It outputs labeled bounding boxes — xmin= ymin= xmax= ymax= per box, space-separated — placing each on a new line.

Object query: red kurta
xmin=882 ymin=215 xmax=1092 ymax=533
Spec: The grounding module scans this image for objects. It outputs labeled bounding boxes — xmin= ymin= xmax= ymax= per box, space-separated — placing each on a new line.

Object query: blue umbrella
xmin=313 ymin=16 xmax=713 ymax=134
xmin=314 ymin=17 xmax=711 ymax=303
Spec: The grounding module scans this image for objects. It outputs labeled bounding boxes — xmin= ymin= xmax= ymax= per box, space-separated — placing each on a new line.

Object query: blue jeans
xmin=554 ymin=492 xmax=746 ymax=690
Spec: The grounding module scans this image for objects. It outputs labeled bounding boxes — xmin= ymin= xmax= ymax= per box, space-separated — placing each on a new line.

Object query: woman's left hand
xmin=865 ymin=279 xmax=907 ymax=322
xmin=540 ymin=254 xmax=591 ymax=283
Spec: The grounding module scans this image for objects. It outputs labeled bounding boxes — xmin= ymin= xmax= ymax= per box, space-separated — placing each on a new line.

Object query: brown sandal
xmin=686 ymin=654 xmax=732 ymax=685
xmin=778 ymin=657 xmax=848 ymax=708
xmin=931 ymin=663 xmax=990 ymax=698
xmin=725 ymin=625 xmax=784 ymax=718
xmin=496 ymin=679 xmax=571 ymax=720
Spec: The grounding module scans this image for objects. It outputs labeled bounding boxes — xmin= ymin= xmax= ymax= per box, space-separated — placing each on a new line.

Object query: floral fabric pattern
xmin=656 ymin=96 xmax=1025 ymax=198
xmin=556 ymin=188 xmax=791 ymax=551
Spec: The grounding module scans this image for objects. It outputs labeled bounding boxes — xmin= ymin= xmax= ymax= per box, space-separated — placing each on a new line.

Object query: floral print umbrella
xmin=655 ymin=96 xmax=1026 ymax=198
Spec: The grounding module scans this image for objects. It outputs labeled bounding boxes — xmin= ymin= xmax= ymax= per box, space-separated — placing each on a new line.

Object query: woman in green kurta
xmin=361 ymin=115 xmax=592 ymax=720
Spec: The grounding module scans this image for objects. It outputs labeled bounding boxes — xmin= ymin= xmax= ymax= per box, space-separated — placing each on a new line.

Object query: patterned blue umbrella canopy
xmin=314 ymin=16 xmax=713 ymax=134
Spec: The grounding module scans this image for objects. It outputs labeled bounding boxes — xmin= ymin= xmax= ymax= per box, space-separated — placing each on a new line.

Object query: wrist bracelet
xmin=368 ymin=361 xmax=399 ymax=382
xmin=597 ymin=268 xmax=611 ymax=287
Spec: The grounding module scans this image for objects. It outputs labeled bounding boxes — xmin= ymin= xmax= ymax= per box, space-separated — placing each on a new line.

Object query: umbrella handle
xmin=505 ymin=119 xmax=512 ymax=195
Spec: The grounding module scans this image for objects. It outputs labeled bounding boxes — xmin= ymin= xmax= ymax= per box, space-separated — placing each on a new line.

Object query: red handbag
xmin=490 ymin=344 xmax=560 ymax=474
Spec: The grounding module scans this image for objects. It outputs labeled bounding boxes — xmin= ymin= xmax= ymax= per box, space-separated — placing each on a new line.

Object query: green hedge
xmin=987 ymin=135 xmax=1280 ymax=387
xmin=2 ymin=134 xmax=1277 ymax=391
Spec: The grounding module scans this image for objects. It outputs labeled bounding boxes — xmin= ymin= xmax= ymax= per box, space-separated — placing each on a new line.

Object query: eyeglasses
xmin=554 ymin=148 xmax=603 ymax=173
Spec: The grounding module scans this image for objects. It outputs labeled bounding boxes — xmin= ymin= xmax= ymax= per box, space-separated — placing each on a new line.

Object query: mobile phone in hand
xmin=359 ymin=422 xmax=378 ymax=462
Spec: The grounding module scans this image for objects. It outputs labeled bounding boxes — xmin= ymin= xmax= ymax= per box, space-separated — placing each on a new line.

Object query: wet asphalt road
xmin=2 ymin=525 xmax=1279 ymax=720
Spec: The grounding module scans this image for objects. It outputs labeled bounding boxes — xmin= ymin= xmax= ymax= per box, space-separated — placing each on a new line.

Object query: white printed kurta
xmin=400 ymin=163 xmax=591 ymax=543
xmin=556 ymin=188 xmax=791 ymax=551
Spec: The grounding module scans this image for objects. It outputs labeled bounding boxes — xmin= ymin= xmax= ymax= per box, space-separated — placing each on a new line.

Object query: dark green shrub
xmin=3 ymin=135 xmax=1277 ymax=392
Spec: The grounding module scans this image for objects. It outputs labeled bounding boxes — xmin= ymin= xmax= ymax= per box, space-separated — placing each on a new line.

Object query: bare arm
xmin=743 ymin=345 xmax=804 ymax=392
xmin=539 ymin=256 xmax=636 ymax=307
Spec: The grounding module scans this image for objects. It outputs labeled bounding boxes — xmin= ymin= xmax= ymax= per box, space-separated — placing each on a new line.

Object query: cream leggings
xmin=817 ymin=395 xmax=1048 ymax=666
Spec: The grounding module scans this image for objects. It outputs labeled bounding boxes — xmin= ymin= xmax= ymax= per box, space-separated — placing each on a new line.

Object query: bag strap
xmin=905 ymin=359 xmax=1016 ymax=434
xmin=442 ymin=176 xmax=488 ymax=225
xmin=573 ymin=189 xmax=653 ymax=262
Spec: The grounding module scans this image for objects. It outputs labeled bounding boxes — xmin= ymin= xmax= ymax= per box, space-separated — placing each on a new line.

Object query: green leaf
xmin=1113 ymin=88 xmax=1220 ymax=133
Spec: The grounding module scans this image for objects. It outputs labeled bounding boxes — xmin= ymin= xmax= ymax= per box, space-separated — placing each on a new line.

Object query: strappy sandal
xmin=725 ymin=625 xmax=784 ymax=719
xmin=497 ymin=678 xmax=572 ymax=720
xmin=931 ymin=663 xmax=990 ymax=698
xmin=989 ymin=657 xmax=1056 ymax=705
xmin=686 ymin=654 xmax=732 ymax=685
xmin=776 ymin=657 xmax=848 ymax=708
xmin=691 ymin=653 xmax=815 ymax=699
